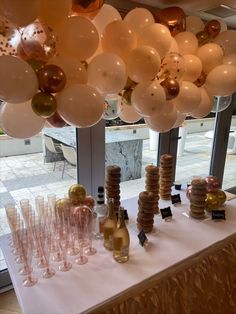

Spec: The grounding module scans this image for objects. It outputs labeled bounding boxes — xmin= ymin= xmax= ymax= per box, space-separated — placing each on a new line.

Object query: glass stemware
xmin=40 ymin=225 xmax=56 ymax=278
xmin=58 ymin=220 xmax=72 ymax=272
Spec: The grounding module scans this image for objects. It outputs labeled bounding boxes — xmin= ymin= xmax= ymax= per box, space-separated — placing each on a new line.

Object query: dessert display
xmin=189 ymin=178 xmax=207 ymax=219
xmin=159 ymin=154 xmax=174 ymax=200
xmin=137 ymin=191 xmax=156 ymax=233
xmin=145 ymin=165 xmax=160 ymax=214
xmin=105 ymin=165 xmax=121 ymax=214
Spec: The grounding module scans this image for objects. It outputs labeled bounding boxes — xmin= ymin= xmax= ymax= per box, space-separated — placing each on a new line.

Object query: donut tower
xmin=159 ymin=154 xmax=174 ymax=200
xmin=137 ymin=191 xmax=156 ymax=233
xmin=189 ymin=178 xmax=207 ymax=219
xmin=145 ymin=165 xmax=160 ymax=214
xmin=105 ymin=165 xmax=121 ymax=213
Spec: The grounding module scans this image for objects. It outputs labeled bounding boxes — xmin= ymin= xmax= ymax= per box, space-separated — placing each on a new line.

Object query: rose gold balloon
xmin=205 ymin=175 xmax=220 ymax=193
xmin=196 ymin=30 xmax=209 ymax=46
xmin=47 ymin=111 xmax=67 ymax=128
xmin=47 ymin=111 xmax=66 ymax=127
xmin=21 ymin=21 xmax=57 ymax=62
xmin=193 ymin=71 xmax=207 ymax=87
xmin=38 ymin=64 xmax=66 ymax=93
xmin=154 ymin=6 xmax=186 ymax=36
xmin=72 ymin=0 xmax=103 ymax=16
xmin=83 ymin=196 xmax=95 ymax=209
xmin=204 ymin=20 xmax=221 ymax=39
xmin=160 ymin=77 xmax=180 ymax=100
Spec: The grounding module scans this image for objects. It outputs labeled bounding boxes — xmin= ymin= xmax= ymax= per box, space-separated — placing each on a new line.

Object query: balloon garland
xmin=0 ymin=1 xmax=235 ymax=138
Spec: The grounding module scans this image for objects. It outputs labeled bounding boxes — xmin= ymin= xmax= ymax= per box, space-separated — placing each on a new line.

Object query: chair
xmin=60 ymin=144 xmax=77 ymax=178
xmin=43 ymin=136 xmax=64 ymax=171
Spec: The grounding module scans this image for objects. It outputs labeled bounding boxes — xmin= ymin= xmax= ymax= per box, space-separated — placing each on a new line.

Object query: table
xmin=43 ymin=127 xmax=144 ymax=181
xmin=1 ymin=189 xmax=236 ymax=314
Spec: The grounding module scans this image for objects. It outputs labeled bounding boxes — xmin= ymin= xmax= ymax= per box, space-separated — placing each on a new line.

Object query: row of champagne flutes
xmin=5 ymin=194 xmax=96 ymax=287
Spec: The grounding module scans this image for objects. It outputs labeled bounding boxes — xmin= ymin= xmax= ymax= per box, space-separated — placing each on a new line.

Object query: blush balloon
xmin=47 ymin=111 xmax=67 ymax=128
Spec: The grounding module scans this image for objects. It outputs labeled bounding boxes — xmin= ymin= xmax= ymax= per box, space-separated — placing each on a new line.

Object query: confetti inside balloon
xmin=158 ymin=52 xmax=186 ymax=81
xmin=0 ymin=16 xmax=20 ymax=56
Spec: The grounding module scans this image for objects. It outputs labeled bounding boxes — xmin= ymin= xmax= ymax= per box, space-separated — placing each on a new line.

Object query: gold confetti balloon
xmin=205 ymin=193 xmax=220 ymax=211
xmin=69 ymin=184 xmax=86 ymax=205
xmin=216 ymin=189 xmax=227 ymax=206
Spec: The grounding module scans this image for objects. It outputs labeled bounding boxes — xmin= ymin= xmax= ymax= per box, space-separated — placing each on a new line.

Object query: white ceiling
xmin=108 ymin=0 xmax=236 ymax=28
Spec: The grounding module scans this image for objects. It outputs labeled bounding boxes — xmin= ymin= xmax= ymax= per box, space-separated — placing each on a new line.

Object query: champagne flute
xmin=84 ymin=207 xmax=97 ymax=256
xmin=58 ymin=218 xmax=72 ymax=272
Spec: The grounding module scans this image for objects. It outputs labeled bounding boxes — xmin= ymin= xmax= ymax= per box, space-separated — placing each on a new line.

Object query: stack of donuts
xmin=137 ymin=191 xmax=156 ymax=233
xmin=189 ymin=178 xmax=207 ymax=219
xmin=105 ymin=165 xmax=121 ymax=213
xmin=159 ymin=154 xmax=174 ymax=200
xmin=145 ymin=165 xmax=160 ymax=214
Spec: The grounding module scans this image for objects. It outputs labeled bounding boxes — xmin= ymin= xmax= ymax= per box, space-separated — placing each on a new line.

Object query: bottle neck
xmin=118 ymin=208 xmax=126 ymax=228
xmin=107 ymin=198 xmax=115 ymax=219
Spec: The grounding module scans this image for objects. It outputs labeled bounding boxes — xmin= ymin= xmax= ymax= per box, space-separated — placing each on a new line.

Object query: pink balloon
xmin=118 ymin=102 xmax=142 ymax=123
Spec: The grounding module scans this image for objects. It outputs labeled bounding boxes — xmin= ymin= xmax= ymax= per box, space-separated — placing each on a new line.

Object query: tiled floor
xmin=0 ymin=132 xmax=235 ymax=270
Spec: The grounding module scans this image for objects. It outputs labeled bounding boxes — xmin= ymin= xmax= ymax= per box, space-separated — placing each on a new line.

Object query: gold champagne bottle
xmin=113 ymin=207 xmax=130 ymax=263
xmin=103 ymin=198 xmax=117 ymax=250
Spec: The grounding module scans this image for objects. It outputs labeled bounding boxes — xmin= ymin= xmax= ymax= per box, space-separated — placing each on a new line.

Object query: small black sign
xmin=160 ymin=206 xmax=172 ymax=219
xmin=124 ymin=209 xmax=129 ymax=220
xmin=212 ymin=210 xmax=226 ymax=220
xmin=138 ymin=229 xmax=148 ymax=247
xmin=171 ymin=194 xmax=181 ymax=205
xmin=174 ymin=183 xmax=182 ymax=190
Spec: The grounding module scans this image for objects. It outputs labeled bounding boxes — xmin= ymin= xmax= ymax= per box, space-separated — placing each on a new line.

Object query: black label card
xmin=171 ymin=194 xmax=181 ymax=204
xmin=212 ymin=210 xmax=226 ymax=220
xmin=124 ymin=209 xmax=129 ymax=220
xmin=138 ymin=229 xmax=148 ymax=247
xmin=160 ymin=206 xmax=172 ymax=219
xmin=174 ymin=184 xmax=182 ymax=190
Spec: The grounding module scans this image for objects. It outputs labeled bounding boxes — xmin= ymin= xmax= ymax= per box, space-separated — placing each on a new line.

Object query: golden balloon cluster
xmin=55 ymin=183 xmax=96 ymax=219
xmin=187 ymin=175 xmax=227 ymax=211
xmin=0 ymin=1 xmax=236 ymax=139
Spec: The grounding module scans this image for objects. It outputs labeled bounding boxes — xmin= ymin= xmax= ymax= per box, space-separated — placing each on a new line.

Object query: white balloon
xmin=173 ymin=81 xmax=201 ymax=114
xmin=1 ymin=100 xmax=45 ymax=138
xmin=138 ymin=23 xmax=172 ymax=58
xmin=186 ymin=16 xmax=204 ymax=35
xmin=145 ymin=101 xmax=177 ymax=133
xmin=196 ymin=43 xmax=223 ymax=74
xmin=190 ymin=87 xmax=213 ymax=118
xmin=127 ymin=46 xmax=161 ymax=83
xmin=182 ymin=54 xmax=202 ymax=82
xmin=205 ymin=64 xmax=236 ymax=96
xmin=92 ymin=4 xmax=121 ymax=35
xmin=118 ymin=102 xmax=142 ymax=123
xmin=175 ymin=31 xmax=198 ymax=55
xmin=223 ymin=54 xmax=236 ymax=67
xmin=124 ymin=8 xmax=154 ymax=35
xmin=88 ymin=52 xmax=127 ymax=94
xmin=168 ymin=37 xmax=179 ymax=53
xmin=131 ymin=81 xmax=166 ymax=117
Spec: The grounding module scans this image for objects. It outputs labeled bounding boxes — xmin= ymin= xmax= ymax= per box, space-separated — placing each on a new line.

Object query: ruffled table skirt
xmin=91 ymin=234 xmax=236 ymax=314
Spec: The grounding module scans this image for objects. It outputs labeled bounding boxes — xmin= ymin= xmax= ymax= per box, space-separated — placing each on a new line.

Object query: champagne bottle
xmin=113 ymin=207 xmax=130 ymax=263
xmin=103 ymin=198 xmax=117 ymax=250
xmin=94 ymin=186 xmax=107 ymax=239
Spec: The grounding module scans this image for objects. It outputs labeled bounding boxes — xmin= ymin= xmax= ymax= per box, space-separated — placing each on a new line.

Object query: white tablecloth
xmin=1 ymin=189 xmax=236 ymax=314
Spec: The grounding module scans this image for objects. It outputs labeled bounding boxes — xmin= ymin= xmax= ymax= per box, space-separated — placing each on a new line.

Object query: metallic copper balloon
xmin=69 ymin=184 xmax=86 ymax=205
xmin=193 ymin=71 xmax=207 ymax=87
xmin=72 ymin=0 xmax=103 ymax=17
xmin=196 ymin=30 xmax=209 ymax=46
xmin=37 ymin=64 xmax=66 ymax=93
xmin=204 ymin=20 xmax=221 ymax=39
xmin=154 ymin=6 xmax=186 ymax=36
xmin=160 ymin=77 xmax=180 ymax=100
xmin=216 ymin=189 xmax=226 ymax=206
xmin=27 ymin=58 xmax=45 ymax=73
xmin=31 ymin=92 xmax=57 ymax=118
xmin=205 ymin=193 xmax=220 ymax=211
xmin=47 ymin=111 xmax=67 ymax=128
